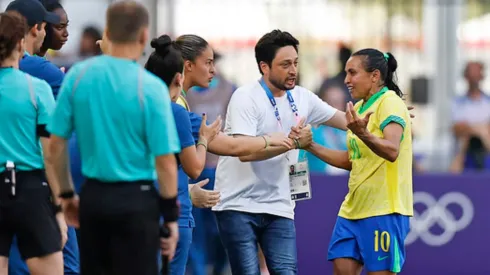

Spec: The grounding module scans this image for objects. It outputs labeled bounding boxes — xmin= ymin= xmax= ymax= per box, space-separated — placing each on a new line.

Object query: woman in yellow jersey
xmin=306 ymin=48 xmax=412 ymax=275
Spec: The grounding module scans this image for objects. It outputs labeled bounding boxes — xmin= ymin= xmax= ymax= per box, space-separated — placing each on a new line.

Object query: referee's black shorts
xmin=0 ymin=169 xmax=62 ymax=259
xmin=79 ymin=178 xmax=160 ymax=275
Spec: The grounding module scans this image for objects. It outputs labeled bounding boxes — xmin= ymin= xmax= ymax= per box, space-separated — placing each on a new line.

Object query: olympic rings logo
xmin=405 ymin=191 xmax=474 ymax=247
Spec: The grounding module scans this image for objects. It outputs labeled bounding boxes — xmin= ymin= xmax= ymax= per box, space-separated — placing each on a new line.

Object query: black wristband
xmin=159 ymin=196 xmax=180 ymax=222
xmin=59 ymin=191 xmax=75 ymax=199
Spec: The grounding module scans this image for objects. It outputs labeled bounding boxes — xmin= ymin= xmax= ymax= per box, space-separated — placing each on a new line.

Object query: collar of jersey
xmin=359 ymin=86 xmax=388 ymax=114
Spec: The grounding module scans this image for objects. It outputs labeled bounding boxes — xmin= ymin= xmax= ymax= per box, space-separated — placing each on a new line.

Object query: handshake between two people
xmin=264 ymin=117 xmax=313 ymax=151
xmin=287 ymin=117 xmax=313 ymax=150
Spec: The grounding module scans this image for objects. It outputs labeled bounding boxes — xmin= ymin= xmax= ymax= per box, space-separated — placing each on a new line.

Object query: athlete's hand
xmin=61 ymin=196 xmax=80 ymax=228
xmin=189 ymin=179 xmax=220 ymax=208
xmin=160 ymin=222 xmax=179 ymax=261
xmin=288 ymin=117 xmax=312 ymax=149
xmin=346 ymin=101 xmax=372 ymax=137
xmin=199 ymin=114 xmax=222 ymax=145
xmin=266 ymin=133 xmax=294 ymax=149
xmin=56 ymin=212 xmax=68 ymax=248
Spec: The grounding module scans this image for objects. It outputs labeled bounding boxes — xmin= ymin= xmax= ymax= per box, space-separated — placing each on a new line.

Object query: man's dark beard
xmin=269 ymin=76 xmax=290 ymax=91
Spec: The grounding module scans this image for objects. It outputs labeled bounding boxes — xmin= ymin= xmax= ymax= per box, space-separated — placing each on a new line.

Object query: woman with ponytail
xmin=306 ymin=49 xmax=413 ymax=275
xmin=145 ymin=35 xmax=222 ymax=275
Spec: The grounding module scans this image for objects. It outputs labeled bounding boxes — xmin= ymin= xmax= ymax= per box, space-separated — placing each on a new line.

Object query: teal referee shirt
xmin=48 ymin=55 xmax=180 ymax=182
xmin=0 ymin=68 xmax=55 ymax=172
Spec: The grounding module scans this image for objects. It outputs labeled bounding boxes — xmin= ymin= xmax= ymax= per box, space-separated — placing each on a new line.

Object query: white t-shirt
xmin=451 ymin=94 xmax=490 ymax=124
xmin=212 ymin=81 xmax=338 ymax=219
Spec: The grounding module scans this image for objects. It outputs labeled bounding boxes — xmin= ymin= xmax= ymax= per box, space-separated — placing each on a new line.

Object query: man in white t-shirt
xmin=212 ymin=30 xmax=347 ymax=274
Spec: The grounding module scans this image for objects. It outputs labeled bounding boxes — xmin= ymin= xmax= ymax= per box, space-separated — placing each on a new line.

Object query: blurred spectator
xmin=450 ymin=61 xmax=490 ymax=173
xmin=317 ymin=44 xmax=352 ymax=104
xmin=79 ymin=25 xmax=102 ymax=57
xmin=307 ymin=85 xmax=348 ymax=175
xmin=186 ymin=51 xmax=234 ymax=275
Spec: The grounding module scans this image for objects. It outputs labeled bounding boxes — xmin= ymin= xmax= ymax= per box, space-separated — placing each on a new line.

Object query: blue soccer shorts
xmin=327 ymin=213 xmax=410 ymax=273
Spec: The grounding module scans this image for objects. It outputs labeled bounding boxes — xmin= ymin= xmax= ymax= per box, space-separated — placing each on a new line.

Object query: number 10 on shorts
xmin=374 ymin=230 xmax=390 ymax=252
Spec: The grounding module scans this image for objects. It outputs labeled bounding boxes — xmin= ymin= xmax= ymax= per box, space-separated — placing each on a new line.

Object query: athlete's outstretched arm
xmin=219 ymin=88 xmax=294 ymax=161
xmin=238 ymin=143 xmax=291 ymax=162
xmin=208 ymin=133 xmax=292 ymax=157
xmin=306 ymin=143 xmax=351 ymax=171
xmin=179 ymin=113 xmax=221 ymax=179
xmin=237 ymin=120 xmax=310 ymax=162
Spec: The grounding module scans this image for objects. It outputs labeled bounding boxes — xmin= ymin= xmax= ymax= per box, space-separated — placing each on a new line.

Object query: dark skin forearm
xmin=356 ymin=125 xmax=401 ymax=163
xmin=306 ymin=143 xmax=351 ymax=170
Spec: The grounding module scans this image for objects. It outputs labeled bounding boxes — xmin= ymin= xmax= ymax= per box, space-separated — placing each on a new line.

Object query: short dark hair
xmin=145 ymin=35 xmax=184 ymax=87
xmin=254 ymin=30 xmax=299 ymax=75
xmin=0 ymin=11 xmax=28 ymax=63
xmin=175 ymin=34 xmax=209 ymax=62
xmin=106 ymin=1 xmax=149 ymax=43
xmin=352 ymin=48 xmax=403 ymax=98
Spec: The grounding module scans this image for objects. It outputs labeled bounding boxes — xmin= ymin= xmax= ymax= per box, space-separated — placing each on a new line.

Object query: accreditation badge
xmin=289 ymin=160 xmax=311 ymax=201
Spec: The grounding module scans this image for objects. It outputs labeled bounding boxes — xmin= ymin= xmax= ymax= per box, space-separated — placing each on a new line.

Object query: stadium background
xmin=2 ymin=0 xmax=489 ymax=274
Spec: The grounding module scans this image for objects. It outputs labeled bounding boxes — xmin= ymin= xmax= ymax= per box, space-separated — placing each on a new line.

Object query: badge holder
xmin=289 ymin=150 xmax=312 ymax=201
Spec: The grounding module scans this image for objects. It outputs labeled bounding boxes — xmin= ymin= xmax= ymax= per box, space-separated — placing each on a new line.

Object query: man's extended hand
xmin=288 ymin=117 xmax=312 ymax=149
xmin=289 ymin=117 xmax=306 ymax=140
xmin=267 ymin=132 xmax=294 ymax=149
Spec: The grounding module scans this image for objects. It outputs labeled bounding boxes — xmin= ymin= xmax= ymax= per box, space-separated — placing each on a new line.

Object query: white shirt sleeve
xmin=305 ymin=88 xmax=338 ymax=127
xmin=227 ymin=88 xmax=258 ymax=136
xmin=451 ymin=99 xmax=465 ymax=123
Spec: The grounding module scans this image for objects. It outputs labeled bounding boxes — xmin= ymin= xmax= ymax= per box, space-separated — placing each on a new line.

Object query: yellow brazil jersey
xmin=339 ymin=87 xmax=413 ymax=220
xmin=176 ymin=92 xmax=190 ymax=111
